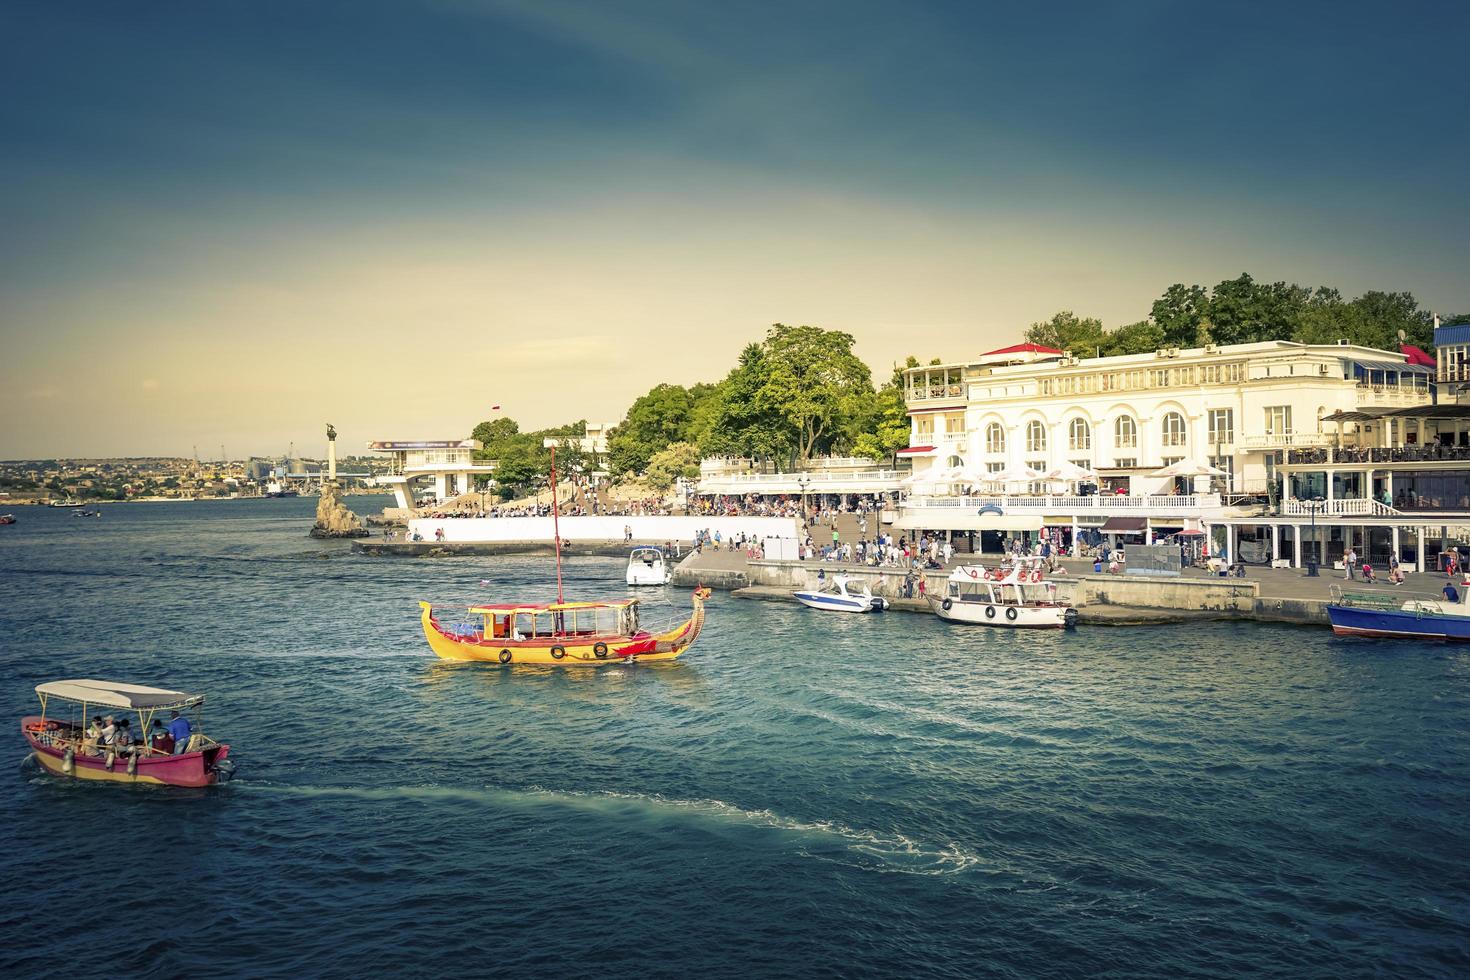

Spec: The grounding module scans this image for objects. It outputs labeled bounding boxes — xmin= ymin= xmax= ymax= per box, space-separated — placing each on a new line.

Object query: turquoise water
xmin=1 ymin=499 xmax=1467 ymax=978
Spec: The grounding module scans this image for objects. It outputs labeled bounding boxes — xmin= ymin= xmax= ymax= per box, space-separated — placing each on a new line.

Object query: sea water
xmin=0 ymin=499 xmax=1466 ymax=978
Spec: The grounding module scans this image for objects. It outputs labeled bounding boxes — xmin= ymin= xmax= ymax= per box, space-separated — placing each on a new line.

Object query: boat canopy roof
xmin=36 ymin=679 xmax=203 ymax=710
xmin=468 ymin=598 xmax=637 ymax=615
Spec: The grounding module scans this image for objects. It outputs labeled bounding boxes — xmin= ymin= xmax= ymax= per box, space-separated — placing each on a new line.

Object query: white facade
xmin=904 ymin=340 xmax=1432 ymax=496
xmin=369 ymin=439 xmax=498 ymax=509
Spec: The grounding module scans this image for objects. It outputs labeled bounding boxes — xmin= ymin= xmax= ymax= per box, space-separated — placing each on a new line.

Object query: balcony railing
xmin=700 ymin=470 xmax=907 ymax=486
xmin=1242 ymin=432 xmax=1333 ymax=449
xmin=904 ymin=493 xmax=1221 ymax=512
xmin=908 ymin=384 xmax=965 ymax=401
xmin=1282 ymin=498 xmax=1397 ymax=516
xmin=1286 ymin=445 xmax=1470 ymax=465
xmin=938 ymin=431 xmax=968 ymax=443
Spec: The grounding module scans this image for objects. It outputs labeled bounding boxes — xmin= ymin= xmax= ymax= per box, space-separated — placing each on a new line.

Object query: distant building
xmin=368 ymin=439 xmax=496 ymax=510
xmin=542 ymin=421 xmax=617 ymax=481
xmin=1435 ymin=319 xmax=1470 ymax=404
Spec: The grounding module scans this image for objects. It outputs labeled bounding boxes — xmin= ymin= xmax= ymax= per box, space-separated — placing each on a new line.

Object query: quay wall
xmin=407 ymin=515 xmax=799 ymax=545
xmin=679 ymin=557 xmax=1329 ymax=626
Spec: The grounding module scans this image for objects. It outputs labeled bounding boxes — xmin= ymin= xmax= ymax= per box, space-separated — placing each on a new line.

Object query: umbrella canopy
xmin=900 ymin=469 xmax=939 ymax=486
xmin=1150 ymin=459 xmax=1227 ymax=478
xmin=989 ymin=464 xmax=1042 ymax=483
xmin=1044 ymin=462 xmax=1097 ymax=482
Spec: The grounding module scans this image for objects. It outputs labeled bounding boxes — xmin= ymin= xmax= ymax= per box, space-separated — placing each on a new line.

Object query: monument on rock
xmin=311 ymin=423 xmax=369 ymax=539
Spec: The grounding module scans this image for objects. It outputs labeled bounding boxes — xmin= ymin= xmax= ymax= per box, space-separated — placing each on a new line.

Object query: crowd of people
xmin=72 ymin=710 xmax=195 ymax=759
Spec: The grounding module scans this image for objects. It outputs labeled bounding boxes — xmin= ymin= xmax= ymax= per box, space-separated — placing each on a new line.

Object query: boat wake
xmin=239 ymin=780 xmax=981 ymax=876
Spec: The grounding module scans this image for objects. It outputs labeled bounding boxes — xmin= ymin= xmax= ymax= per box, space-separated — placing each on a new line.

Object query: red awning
xmin=981 ymin=342 xmax=1063 ymax=356
xmin=1400 ymin=344 xmax=1436 ymax=367
xmin=896 ymin=446 xmax=935 ymax=456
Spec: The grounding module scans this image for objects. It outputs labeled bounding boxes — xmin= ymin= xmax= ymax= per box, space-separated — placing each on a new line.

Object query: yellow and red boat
xmin=419 ymin=446 xmax=713 ymax=665
xmin=420 ymin=588 xmax=712 ymax=665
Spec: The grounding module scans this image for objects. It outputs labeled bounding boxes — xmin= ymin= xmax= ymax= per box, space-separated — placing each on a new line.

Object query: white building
xmin=542 ymin=421 xmax=618 ymax=481
xmin=897 ymin=339 xmax=1469 ymax=566
xmin=369 ymin=439 xmax=497 ymax=511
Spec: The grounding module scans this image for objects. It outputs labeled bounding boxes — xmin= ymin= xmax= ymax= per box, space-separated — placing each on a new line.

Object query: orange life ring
xmin=1031 ymin=570 xmax=1043 ymax=583
xmin=966 ymin=568 xmax=978 ymax=578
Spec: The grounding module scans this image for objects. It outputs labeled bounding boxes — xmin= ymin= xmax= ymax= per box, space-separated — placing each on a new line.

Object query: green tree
xmin=757 ymin=323 xmax=873 ymax=462
xmin=700 ymin=343 xmax=793 ymax=463
xmin=1100 ymin=319 xmax=1164 ymax=355
xmin=851 ymin=355 xmax=916 ymax=463
xmin=608 ymin=384 xmax=696 ymax=475
xmin=645 ymin=441 xmax=702 ymax=490
xmin=1024 ymin=311 xmax=1107 ymax=355
xmin=1150 ymin=283 xmax=1210 ymax=348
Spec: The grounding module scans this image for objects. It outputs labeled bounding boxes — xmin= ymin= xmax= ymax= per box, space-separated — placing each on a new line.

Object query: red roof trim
xmin=981 ymin=343 xmax=1064 ymax=357
xmin=896 ymin=446 xmax=936 ymax=455
xmin=1400 ymin=344 xmax=1436 ymax=367
xmin=906 ymin=405 xmax=966 ymax=415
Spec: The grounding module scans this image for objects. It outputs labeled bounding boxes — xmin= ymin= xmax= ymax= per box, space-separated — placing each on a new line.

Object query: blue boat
xmin=1327 ymin=580 xmax=1470 ymax=640
xmin=793 ymin=575 xmax=889 ymax=613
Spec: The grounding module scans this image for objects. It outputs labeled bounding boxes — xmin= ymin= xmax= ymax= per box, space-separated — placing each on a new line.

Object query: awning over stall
xmin=1100 ymin=517 xmax=1148 ymax=532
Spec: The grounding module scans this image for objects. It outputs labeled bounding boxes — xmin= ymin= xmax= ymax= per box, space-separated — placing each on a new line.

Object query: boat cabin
xmin=468 ymin=599 xmax=641 ymax=641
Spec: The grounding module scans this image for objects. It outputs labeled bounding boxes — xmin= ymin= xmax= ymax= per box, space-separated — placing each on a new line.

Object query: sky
xmin=2 ymin=0 xmax=1467 ymax=459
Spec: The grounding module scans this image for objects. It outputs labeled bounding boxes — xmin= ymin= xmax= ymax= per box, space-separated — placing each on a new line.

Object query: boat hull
xmin=1327 ymin=605 xmax=1470 ymax=641
xmin=626 ymin=569 xmax=670 ymax=586
xmin=22 ymin=719 xmax=229 ymax=788
xmin=930 ymin=597 xmax=1071 ymax=628
xmin=792 ymin=591 xmax=883 ymax=613
xmin=420 ymin=592 xmax=709 ymax=665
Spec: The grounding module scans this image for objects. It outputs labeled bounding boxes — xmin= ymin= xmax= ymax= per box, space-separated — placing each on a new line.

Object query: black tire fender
xmin=1005 ymin=607 xmax=1019 ymax=622
xmin=985 ymin=605 xmax=997 ymax=620
xmin=498 ymin=649 xmax=512 ymax=664
xmin=593 ymin=642 xmax=609 ymax=659
xmin=941 ymin=598 xmax=953 ymax=611
xmin=550 ymin=645 xmax=566 ymax=660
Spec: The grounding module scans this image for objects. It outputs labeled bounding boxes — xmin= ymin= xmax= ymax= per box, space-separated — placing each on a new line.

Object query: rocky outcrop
xmin=310 ymin=482 xmax=369 ymax=538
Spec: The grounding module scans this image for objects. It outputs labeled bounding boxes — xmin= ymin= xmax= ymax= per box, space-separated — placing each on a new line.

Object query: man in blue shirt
xmin=1443 ymin=581 xmax=1460 ymax=604
xmin=168 ymin=710 xmax=193 ymax=754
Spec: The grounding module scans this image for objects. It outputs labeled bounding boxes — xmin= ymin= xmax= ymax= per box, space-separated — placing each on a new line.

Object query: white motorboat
xmin=625 ymin=546 xmax=671 ymax=586
xmin=928 ymin=557 xmax=1076 ymax=629
xmin=793 ymin=575 xmax=890 ymax=613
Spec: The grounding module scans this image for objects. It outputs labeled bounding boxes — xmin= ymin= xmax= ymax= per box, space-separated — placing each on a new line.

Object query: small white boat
xmin=626 ymin=546 xmax=671 ymax=586
xmin=929 ymin=557 xmax=1076 ymax=629
xmin=793 ymin=575 xmax=890 ymax=613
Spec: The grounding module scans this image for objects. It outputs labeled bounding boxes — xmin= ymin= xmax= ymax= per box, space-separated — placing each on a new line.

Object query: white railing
xmin=939 ymin=432 xmax=968 ymax=443
xmin=1281 ymin=497 xmax=1398 ymax=516
xmin=904 ymin=494 xmax=1221 ymax=511
xmin=1355 ymin=385 xmax=1432 ymax=408
xmin=702 ymin=470 xmax=907 ymax=486
xmin=1242 ymin=432 xmax=1333 ymax=449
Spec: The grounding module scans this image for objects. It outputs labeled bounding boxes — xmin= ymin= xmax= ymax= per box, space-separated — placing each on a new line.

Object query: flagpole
xmin=550 ymin=445 xmax=564 ymax=605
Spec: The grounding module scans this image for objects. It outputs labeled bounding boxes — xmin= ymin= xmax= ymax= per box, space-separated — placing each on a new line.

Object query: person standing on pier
xmin=1344 ymin=547 xmax=1357 ymax=580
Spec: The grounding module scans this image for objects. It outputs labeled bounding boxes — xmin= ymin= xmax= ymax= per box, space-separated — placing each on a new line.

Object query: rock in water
xmin=311 ymin=483 xmax=369 ymax=538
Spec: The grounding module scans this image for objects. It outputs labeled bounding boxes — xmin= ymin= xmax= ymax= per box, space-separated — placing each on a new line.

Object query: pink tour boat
xmin=22 ymin=679 xmax=234 ymax=788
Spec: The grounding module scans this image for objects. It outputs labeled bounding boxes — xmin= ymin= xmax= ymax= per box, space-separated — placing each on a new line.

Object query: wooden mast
xmin=550 ymin=445 xmax=565 ymax=605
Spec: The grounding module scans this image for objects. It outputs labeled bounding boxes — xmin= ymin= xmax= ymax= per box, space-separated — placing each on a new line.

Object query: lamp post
xmin=797 ymin=474 xmax=811 ymax=524
xmin=1306 ymin=495 xmax=1325 ymax=576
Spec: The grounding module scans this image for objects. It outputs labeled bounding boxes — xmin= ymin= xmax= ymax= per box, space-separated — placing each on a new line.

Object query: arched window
xmin=946 ymin=455 xmax=964 ymax=468
xmin=1162 ymin=412 xmax=1187 ymax=447
xmin=1068 ymin=418 xmax=1091 ymax=451
xmin=985 ymin=422 xmax=1005 ymax=455
xmin=1114 ymin=415 xmax=1137 ymax=449
xmin=1026 ymin=420 xmax=1047 ymax=454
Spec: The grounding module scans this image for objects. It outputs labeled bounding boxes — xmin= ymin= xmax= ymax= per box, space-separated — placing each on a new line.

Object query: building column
xmin=1386 ymin=471 xmax=1395 ymax=508
xmin=1227 ymin=524 xmax=1236 ymax=563
xmin=1070 ymin=516 xmax=1079 ymax=556
xmin=1146 ymin=520 xmax=1154 ymax=545
xmin=1293 ymin=525 xmax=1302 ymax=567
xmin=1271 ymin=524 xmax=1280 ymax=562
xmin=1325 ymin=470 xmax=1336 ymax=503
xmin=1417 ymin=527 xmax=1425 ymax=573
xmin=1418 ymin=419 xmax=1427 ymax=446
xmin=1391 ymin=526 xmax=1400 ymax=564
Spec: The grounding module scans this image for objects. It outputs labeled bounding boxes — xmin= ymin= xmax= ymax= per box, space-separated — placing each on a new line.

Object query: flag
xmin=491 ymin=405 xmax=501 ymax=410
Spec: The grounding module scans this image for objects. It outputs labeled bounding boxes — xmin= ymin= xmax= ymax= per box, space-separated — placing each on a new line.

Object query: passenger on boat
xmin=114 ymin=719 xmax=135 ymax=756
xmin=83 ymin=715 xmax=103 ymax=754
xmin=168 ymin=710 xmax=193 ymax=754
xmin=99 ymin=715 xmax=117 ymax=750
xmin=151 ymin=719 xmax=174 ymax=754
xmin=1444 ymin=581 xmax=1461 ymax=603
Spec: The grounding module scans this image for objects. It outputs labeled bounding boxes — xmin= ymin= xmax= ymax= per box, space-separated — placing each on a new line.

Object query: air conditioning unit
xmin=1204 ymin=343 xmax=1218 ymax=353
xmin=1156 ymin=347 xmax=1180 ymax=359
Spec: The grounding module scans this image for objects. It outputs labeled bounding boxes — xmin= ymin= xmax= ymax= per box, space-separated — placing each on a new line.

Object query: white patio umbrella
xmin=986 ymin=464 xmax=1043 ymax=492
xmin=1149 ymin=459 xmax=1227 ymax=478
xmin=1044 ymin=462 xmax=1097 ymax=482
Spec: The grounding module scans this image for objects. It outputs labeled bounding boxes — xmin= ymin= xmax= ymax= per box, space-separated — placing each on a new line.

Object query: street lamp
xmin=797 ymin=474 xmax=811 ymax=524
xmin=1306 ymin=495 xmax=1325 ymax=576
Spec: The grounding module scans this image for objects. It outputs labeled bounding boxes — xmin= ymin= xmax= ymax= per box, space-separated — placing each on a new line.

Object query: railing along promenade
xmin=904 ymin=493 xmax=1219 ymax=512
xmin=1280 ymin=498 xmax=1398 ymax=517
xmin=702 ymin=469 xmax=906 ymax=486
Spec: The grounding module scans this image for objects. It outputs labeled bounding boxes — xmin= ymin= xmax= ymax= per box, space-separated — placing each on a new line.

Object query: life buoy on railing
xmin=966 ymin=567 xmax=979 ymax=578
xmin=593 ymin=642 xmax=609 ymax=659
xmin=1031 ymin=571 xmax=1043 ymax=583
xmin=550 ymin=645 xmax=566 ymax=660
xmin=498 ymin=649 xmax=512 ymax=664
xmin=941 ymin=598 xmax=953 ymax=611
xmin=62 ymin=748 xmax=75 ymax=774
xmin=1005 ymin=607 xmax=1019 ymax=622
xmin=985 ymin=605 xmax=997 ymax=619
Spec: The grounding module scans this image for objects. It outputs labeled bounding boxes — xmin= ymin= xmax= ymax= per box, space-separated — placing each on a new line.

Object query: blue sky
xmin=2 ymin=0 xmax=1467 ymax=457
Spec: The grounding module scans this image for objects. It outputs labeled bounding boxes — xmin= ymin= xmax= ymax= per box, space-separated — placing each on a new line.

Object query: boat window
xmin=535 ymin=613 xmax=557 ymax=638
xmin=490 ymin=614 xmax=511 ymax=639
xmin=628 ymin=604 xmax=639 ymax=633
xmin=514 ymin=612 xmax=533 ymax=638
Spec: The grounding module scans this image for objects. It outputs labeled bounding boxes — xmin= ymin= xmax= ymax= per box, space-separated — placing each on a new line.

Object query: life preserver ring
xmin=498 ymin=649 xmax=512 ymax=664
xmin=550 ymin=645 xmax=566 ymax=660
xmin=1031 ymin=571 xmax=1043 ymax=583
xmin=1005 ymin=607 xmax=1019 ymax=622
xmin=941 ymin=598 xmax=953 ymax=611
xmin=985 ymin=605 xmax=997 ymax=619
xmin=593 ymin=642 xmax=609 ymax=659
xmin=966 ymin=568 xmax=979 ymax=578
xmin=62 ymin=748 xmax=75 ymax=774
